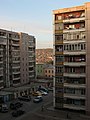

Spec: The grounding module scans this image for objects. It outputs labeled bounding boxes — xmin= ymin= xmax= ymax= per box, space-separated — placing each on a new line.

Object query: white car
xmin=39 ymin=90 xmax=48 ymax=95
xmin=33 ymin=96 xmax=43 ymax=103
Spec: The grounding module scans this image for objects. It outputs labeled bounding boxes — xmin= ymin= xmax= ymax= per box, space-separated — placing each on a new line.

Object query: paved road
xmin=0 ymin=91 xmax=53 ymax=120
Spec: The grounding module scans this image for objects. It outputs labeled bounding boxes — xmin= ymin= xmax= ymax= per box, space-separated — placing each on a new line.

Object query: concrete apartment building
xmin=20 ymin=33 xmax=36 ymax=84
xmin=0 ymin=29 xmax=36 ymax=89
xmin=53 ymin=2 xmax=90 ymax=115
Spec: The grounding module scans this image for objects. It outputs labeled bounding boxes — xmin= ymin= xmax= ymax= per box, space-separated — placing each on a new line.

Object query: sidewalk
xmin=36 ymin=105 xmax=90 ymax=120
xmin=16 ymin=104 xmax=90 ymax=120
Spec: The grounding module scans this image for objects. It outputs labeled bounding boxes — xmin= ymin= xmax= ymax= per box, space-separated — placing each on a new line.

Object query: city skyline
xmin=0 ymin=0 xmax=89 ymax=48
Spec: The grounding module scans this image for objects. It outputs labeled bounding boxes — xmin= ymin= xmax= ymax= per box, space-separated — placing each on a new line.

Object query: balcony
xmin=13 ymin=77 xmax=20 ymax=81
xmin=12 ymin=43 xmax=19 ymax=47
xmin=64 ymin=51 xmax=86 ymax=55
xmin=0 ymin=73 xmax=3 ymax=76
xmin=0 ymin=35 xmax=7 ymax=39
xmin=55 ymin=93 xmax=63 ymax=97
xmin=64 ymin=73 xmax=86 ymax=77
xmin=10 ymin=37 xmax=19 ymax=41
xmin=29 ymin=75 xmax=34 ymax=78
xmin=63 ymin=28 xmax=85 ymax=33
xmin=0 ymin=55 xmax=3 ymax=57
xmin=13 ymin=60 xmax=20 ymax=63
xmin=64 ymin=93 xmax=85 ymax=99
xmin=55 ymin=51 xmax=63 ymax=55
xmin=0 ymin=48 xmax=3 ymax=51
xmin=55 ymin=73 xmax=63 ymax=76
xmin=63 ymin=17 xmax=85 ymax=23
xmin=63 ymin=39 xmax=86 ymax=44
xmin=0 ymin=80 xmax=3 ymax=83
xmin=55 ymin=30 xmax=63 ymax=34
xmin=64 ymin=83 xmax=86 ymax=88
xmin=64 ymin=62 xmax=86 ymax=66
xmin=0 ymin=67 xmax=3 ymax=70
xmin=12 ymin=49 xmax=20 ymax=52
xmin=12 ymin=66 xmax=20 ymax=69
xmin=0 ymin=61 xmax=3 ymax=64
xmin=13 ymin=71 xmax=20 ymax=74
xmin=55 ymin=40 xmax=63 ymax=45
xmin=56 ymin=62 xmax=63 ymax=65
xmin=54 ymin=20 xmax=63 ymax=24
xmin=64 ymin=104 xmax=85 ymax=110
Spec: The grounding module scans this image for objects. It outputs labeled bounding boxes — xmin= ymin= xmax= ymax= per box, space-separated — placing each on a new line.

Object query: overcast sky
xmin=0 ymin=0 xmax=89 ymax=48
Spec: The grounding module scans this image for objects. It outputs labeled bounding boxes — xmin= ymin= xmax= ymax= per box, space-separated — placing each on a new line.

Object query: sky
xmin=0 ymin=0 xmax=89 ymax=48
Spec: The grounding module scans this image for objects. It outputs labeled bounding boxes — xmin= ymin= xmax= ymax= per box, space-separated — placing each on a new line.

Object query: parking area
xmin=0 ymin=90 xmax=53 ymax=120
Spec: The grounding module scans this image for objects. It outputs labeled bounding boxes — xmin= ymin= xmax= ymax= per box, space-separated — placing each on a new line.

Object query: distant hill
xmin=36 ymin=48 xmax=53 ymax=63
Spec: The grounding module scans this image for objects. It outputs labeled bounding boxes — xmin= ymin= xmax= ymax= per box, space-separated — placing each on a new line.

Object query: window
xmin=76 ymin=34 xmax=79 ymax=39
xmin=55 ymin=35 xmax=63 ymax=41
xmin=57 ymin=15 xmax=62 ymax=20
xmin=56 ymin=45 xmax=63 ymax=52
xmin=45 ymin=70 xmax=47 ymax=73
xmin=56 ymin=56 xmax=63 ymax=62
xmin=55 ymin=23 xmax=63 ymax=30
xmin=56 ymin=77 xmax=63 ymax=83
xmin=56 ymin=66 xmax=63 ymax=73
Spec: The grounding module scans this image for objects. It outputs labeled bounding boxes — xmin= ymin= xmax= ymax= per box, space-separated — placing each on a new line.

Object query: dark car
xmin=0 ymin=104 xmax=8 ymax=113
xmin=18 ymin=95 xmax=31 ymax=101
xmin=10 ymin=101 xmax=23 ymax=110
xmin=12 ymin=109 xmax=25 ymax=117
xmin=33 ymin=96 xmax=43 ymax=103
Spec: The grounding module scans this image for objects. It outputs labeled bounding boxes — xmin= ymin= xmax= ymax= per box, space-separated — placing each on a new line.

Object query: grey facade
xmin=0 ymin=29 xmax=36 ymax=89
xmin=20 ymin=33 xmax=36 ymax=84
xmin=53 ymin=2 xmax=90 ymax=115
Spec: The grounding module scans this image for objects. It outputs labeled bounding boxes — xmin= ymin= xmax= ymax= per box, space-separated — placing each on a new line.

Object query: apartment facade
xmin=36 ymin=63 xmax=44 ymax=78
xmin=0 ymin=29 xmax=36 ymax=89
xmin=44 ymin=64 xmax=54 ymax=79
xmin=53 ymin=2 xmax=90 ymax=114
xmin=20 ymin=33 xmax=36 ymax=84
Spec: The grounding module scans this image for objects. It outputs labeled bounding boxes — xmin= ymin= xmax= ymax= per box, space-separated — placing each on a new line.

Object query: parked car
xmin=38 ymin=86 xmax=49 ymax=93
xmin=33 ymin=96 xmax=43 ymax=103
xmin=39 ymin=90 xmax=48 ymax=96
xmin=0 ymin=104 xmax=8 ymax=113
xmin=12 ymin=109 xmax=25 ymax=117
xmin=32 ymin=91 xmax=42 ymax=96
xmin=10 ymin=101 xmax=23 ymax=110
xmin=18 ymin=95 xmax=31 ymax=101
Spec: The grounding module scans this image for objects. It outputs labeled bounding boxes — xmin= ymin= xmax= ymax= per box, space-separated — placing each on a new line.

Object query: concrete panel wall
xmin=85 ymin=2 xmax=90 ymax=115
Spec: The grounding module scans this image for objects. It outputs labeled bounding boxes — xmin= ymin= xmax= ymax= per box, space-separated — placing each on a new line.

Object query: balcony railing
xmin=64 ymin=73 xmax=86 ymax=77
xmin=64 ymin=51 xmax=86 ymax=55
xmin=64 ymin=62 xmax=86 ymax=66
xmin=63 ymin=17 xmax=85 ymax=23
xmin=64 ymin=83 xmax=86 ymax=88
xmin=64 ymin=93 xmax=85 ymax=99
xmin=64 ymin=104 xmax=85 ymax=110
xmin=63 ymin=28 xmax=85 ymax=33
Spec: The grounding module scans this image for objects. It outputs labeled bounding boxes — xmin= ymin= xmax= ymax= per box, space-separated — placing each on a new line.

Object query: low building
xmin=36 ymin=63 xmax=44 ymax=79
xmin=44 ymin=64 xmax=53 ymax=79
